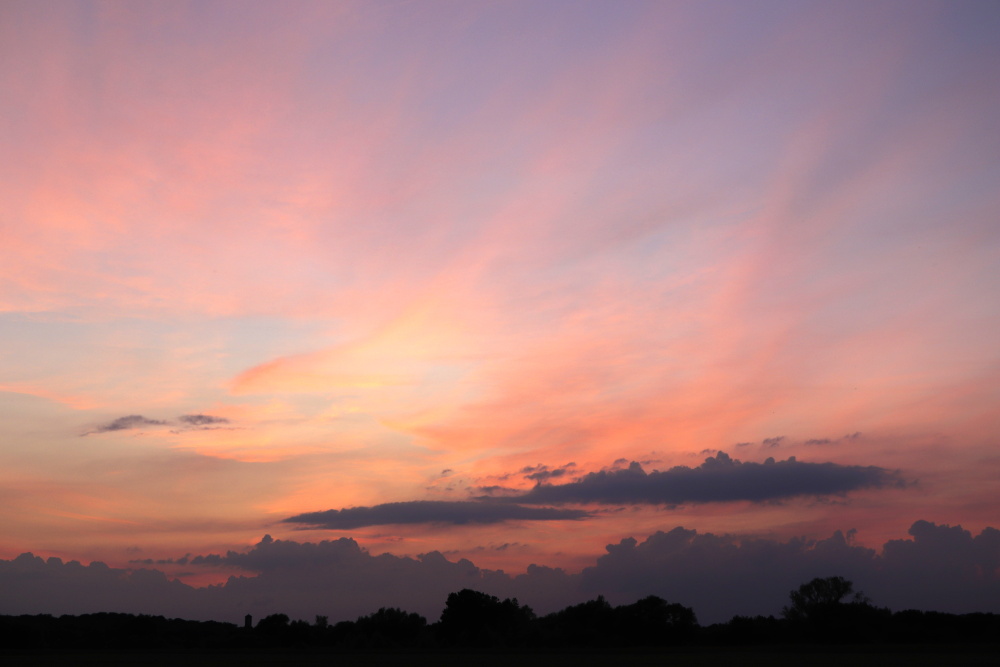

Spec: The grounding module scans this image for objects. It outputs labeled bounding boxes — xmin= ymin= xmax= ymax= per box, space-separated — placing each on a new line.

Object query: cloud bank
xmin=2 ymin=521 xmax=997 ymax=625
xmin=509 ymin=453 xmax=904 ymax=506
xmin=284 ymin=501 xmax=591 ymax=529
xmin=284 ymin=455 xmax=906 ymax=530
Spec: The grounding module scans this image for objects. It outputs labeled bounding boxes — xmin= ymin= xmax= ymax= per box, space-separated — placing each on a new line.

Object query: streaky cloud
xmin=284 ymin=500 xmax=591 ymax=529
xmin=520 ymin=462 xmax=577 ymax=482
xmin=87 ymin=414 xmax=168 ymax=434
xmin=178 ymin=414 xmax=230 ymax=426
xmin=509 ymin=452 xmax=905 ymax=505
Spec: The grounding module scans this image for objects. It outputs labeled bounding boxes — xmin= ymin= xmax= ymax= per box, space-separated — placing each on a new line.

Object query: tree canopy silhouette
xmin=783 ymin=576 xmax=868 ymax=621
xmin=438 ymin=588 xmax=535 ymax=646
xmin=782 ymin=576 xmax=889 ymax=642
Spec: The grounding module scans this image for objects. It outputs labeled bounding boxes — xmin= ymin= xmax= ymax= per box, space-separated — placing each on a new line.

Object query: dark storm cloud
xmin=178 ymin=414 xmax=229 ymax=426
xmin=2 ymin=521 xmax=998 ymax=625
xmin=508 ymin=452 xmax=904 ymax=506
xmin=283 ymin=500 xmax=591 ymax=529
xmin=88 ymin=414 xmax=167 ymax=434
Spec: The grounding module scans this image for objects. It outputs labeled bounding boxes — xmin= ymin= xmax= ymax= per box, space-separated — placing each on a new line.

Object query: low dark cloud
xmin=804 ymin=432 xmax=862 ymax=446
xmin=520 ymin=462 xmax=576 ymax=482
xmin=762 ymin=436 xmax=785 ymax=448
xmin=2 ymin=521 xmax=997 ymax=625
xmin=89 ymin=415 xmax=167 ymax=434
xmin=178 ymin=414 xmax=229 ymax=426
xmin=507 ymin=453 xmax=904 ymax=506
xmin=475 ymin=485 xmax=517 ymax=497
xmin=129 ymin=555 xmax=191 ymax=566
xmin=578 ymin=521 xmax=1000 ymax=623
xmin=283 ymin=500 xmax=591 ymax=529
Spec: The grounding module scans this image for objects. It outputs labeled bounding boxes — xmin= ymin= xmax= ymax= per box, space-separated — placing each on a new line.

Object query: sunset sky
xmin=2 ymin=0 xmax=998 ymax=623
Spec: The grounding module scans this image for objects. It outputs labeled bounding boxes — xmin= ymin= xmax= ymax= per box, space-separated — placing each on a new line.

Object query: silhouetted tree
xmin=783 ymin=576 xmax=888 ymax=642
xmin=353 ymin=607 xmax=427 ymax=647
xmin=253 ymin=612 xmax=291 ymax=646
xmin=783 ymin=576 xmax=863 ymax=621
xmin=538 ymin=595 xmax=615 ymax=646
xmin=1 ymin=604 xmax=999 ymax=651
xmin=438 ymin=588 xmax=535 ymax=647
xmin=536 ymin=595 xmax=697 ymax=648
xmin=614 ymin=595 xmax=698 ymax=645
xmin=254 ymin=612 xmax=289 ymax=632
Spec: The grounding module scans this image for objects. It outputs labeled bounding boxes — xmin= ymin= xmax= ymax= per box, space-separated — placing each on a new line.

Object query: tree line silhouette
xmin=1 ymin=577 xmax=997 ymax=651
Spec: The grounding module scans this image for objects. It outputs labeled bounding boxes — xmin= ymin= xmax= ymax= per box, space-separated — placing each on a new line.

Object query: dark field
xmin=4 ymin=646 xmax=998 ymax=667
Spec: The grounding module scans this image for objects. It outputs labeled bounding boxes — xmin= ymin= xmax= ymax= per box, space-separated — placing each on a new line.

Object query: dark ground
xmin=3 ymin=646 xmax=998 ymax=667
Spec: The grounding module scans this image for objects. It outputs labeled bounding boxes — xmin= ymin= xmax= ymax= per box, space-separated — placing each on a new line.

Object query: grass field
xmin=3 ymin=646 xmax=998 ymax=667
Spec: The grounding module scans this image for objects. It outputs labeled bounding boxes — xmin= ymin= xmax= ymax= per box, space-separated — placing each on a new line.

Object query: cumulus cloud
xmin=87 ymin=415 xmax=168 ymax=434
xmin=507 ymin=453 xmax=904 ymax=506
xmin=579 ymin=521 xmax=1000 ymax=622
xmin=2 ymin=521 xmax=997 ymax=625
xmin=178 ymin=414 xmax=230 ymax=426
xmin=283 ymin=500 xmax=591 ymax=529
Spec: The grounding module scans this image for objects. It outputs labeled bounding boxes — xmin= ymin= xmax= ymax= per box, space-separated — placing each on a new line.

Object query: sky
xmin=1 ymin=0 xmax=999 ymax=624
